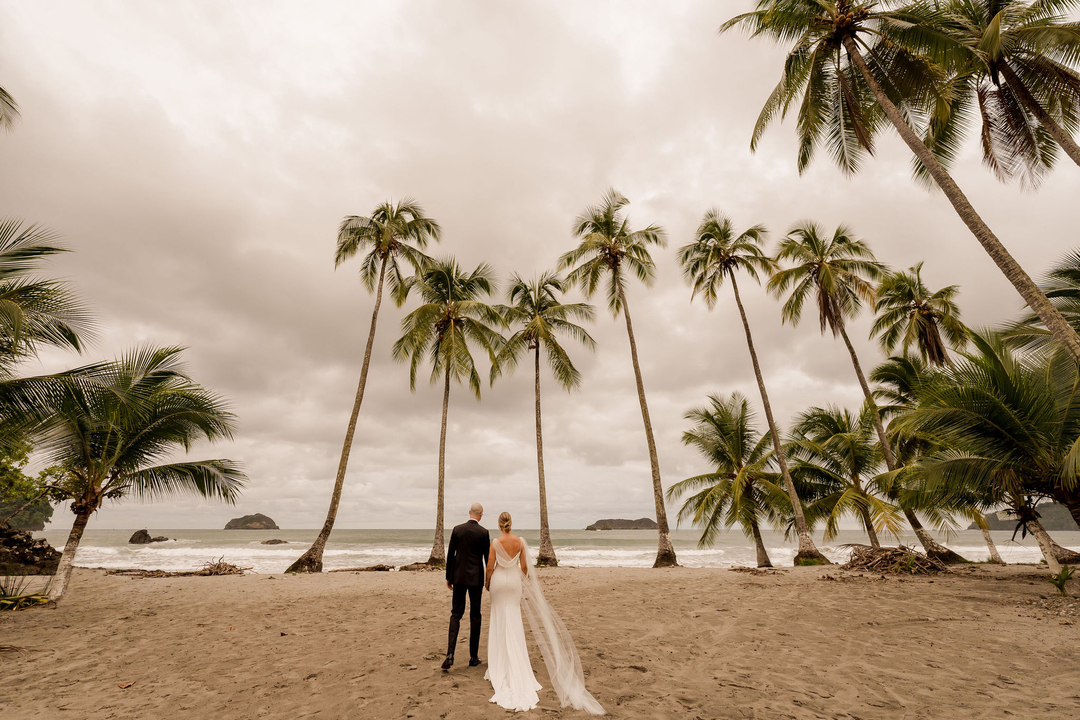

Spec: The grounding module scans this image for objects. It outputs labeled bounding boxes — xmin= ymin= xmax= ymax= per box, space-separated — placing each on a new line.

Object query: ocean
xmin=36 ymin=527 xmax=1078 ymax=574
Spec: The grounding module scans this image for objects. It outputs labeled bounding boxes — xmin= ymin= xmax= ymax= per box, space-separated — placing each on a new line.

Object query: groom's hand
xmin=446 ymin=581 xmax=453 ymax=590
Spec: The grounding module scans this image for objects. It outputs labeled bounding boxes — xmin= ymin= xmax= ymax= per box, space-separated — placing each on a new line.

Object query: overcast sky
xmin=2 ymin=1 xmax=1078 ymax=532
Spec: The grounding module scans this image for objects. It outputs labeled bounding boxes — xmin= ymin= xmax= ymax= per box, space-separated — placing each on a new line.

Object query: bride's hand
xmin=485 ymin=580 xmax=490 ymax=591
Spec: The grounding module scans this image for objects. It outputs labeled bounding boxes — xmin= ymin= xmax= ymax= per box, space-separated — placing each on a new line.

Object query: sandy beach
xmin=2 ymin=564 xmax=1078 ymax=719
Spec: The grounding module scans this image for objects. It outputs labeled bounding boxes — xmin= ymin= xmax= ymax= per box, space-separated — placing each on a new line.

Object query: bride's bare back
xmin=486 ymin=532 xmax=528 ymax=585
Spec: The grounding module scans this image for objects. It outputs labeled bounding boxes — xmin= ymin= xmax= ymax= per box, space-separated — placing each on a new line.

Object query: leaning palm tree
xmin=14 ymin=346 xmax=245 ymax=601
xmin=722 ymin=0 xmax=1080 ymax=360
xmin=871 ymin=262 xmax=968 ymax=366
xmin=676 ymin=210 xmax=828 ymax=564
xmin=495 ymin=272 xmax=595 ymax=567
xmin=922 ymin=0 xmax=1080 ymax=183
xmin=392 ymin=258 xmax=504 ymax=566
xmin=769 ymin=222 xmax=966 ymax=562
xmin=895 ymin=332 xmax=1080 ymax=571
xmin=667 ymin=393 xmax=792 ymax=568
xmin=558 ymin=189 xmax=677 ymax=567
xmin=287 ymin=199 xmax=440 ymax=574
xmin=786 ymin=406 xmax=904 ymax=547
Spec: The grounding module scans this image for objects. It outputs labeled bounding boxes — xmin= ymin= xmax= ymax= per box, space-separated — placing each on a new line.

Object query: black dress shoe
xmin=441 ymin=654 xmax=454 ymax=670
xmin=469 ymin=657 xmax=481 ymax=667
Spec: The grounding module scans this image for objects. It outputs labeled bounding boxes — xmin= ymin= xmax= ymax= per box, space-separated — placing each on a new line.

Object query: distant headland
xmin=224 ymin=513 xmax=279 ymax=530
xmin=968 ymin=503 xmax=1079 ymax=533
xmin=585 ymin=518 xmax=658 ymax=531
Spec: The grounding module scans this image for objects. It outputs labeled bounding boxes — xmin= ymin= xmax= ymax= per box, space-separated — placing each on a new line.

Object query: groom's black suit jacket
xmin=445 ymin=519 xmax=490 ymax=587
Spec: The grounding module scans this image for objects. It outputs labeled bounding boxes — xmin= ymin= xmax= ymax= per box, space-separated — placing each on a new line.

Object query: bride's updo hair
xmin=498 ymin=512 xmax=512 ymax=533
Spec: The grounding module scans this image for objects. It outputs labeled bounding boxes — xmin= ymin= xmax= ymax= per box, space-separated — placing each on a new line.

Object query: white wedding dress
xmin=485 ymin=536 xmax=605 ymax=715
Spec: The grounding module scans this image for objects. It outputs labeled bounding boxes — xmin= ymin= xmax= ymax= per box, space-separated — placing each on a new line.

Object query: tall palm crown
xmin=871 ymin=262 xmax=968 ymax=365
xmin=393 ymin=258 xmax=504 ymax=398
xmin=786 ymin=406 xmax=902 ymax=543
xmin=557 ymin=189 xmax=667 ymax=314
xmin=919 ymin=0 xmax=1080 ymax=186
xmin=721 ymin=0 xmax=946 ymax=175
xmin=335 ymin=198 xmax=442 ymax=304
xmin=667 ymin=393 xmax=789 ymax=550
xmin=768 ymin=222 xmax=886 ymax=335
xmin=0 ymin=219 xmax=93 ymax=372
xmin=676 ymin=210 xmax=775 ymax=307
xmin=496 ymin=272 xmax=595 ymax=389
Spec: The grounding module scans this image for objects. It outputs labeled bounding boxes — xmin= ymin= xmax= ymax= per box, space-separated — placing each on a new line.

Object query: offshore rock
xmin=129 ymin=529 xmax=168 ymax=544
xmin=261 ymin=539 xmax=288 ymax=545
xmin=585 ymin=518 xmax=658 ymax=531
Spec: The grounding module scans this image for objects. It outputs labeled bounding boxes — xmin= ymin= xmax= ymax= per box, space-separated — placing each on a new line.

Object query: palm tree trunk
xmin=744 ymin=480 xmax=773 ymax=568
xmin=616 ymin=283 xmax=677 ymax=568
xmin=837 ymin=322 xmax=967 ymax=563
xmin=534 ymin=345 xmax=557 ymax=567
xmin=1026 ymin=518 xmax=1062 ymax=573
xmin=729 ymin=273 xmax=828 ymax=565
xmin=288 ymin=256 xmax=388 ymax=573
xmin=842 ymin=35 xmax=1080 ymax=362
xmin=47 ymin=506 xmax=92 ymax=601
xmin=999 ymin=61 xmax=1080 ymax=169
xmin=428 ymin=366 xmax=451 ymax=566
xmin=974 ymin=512 xmax=1004 ymax=564
xmin=856 ymin=500 xmax=881 ymax=548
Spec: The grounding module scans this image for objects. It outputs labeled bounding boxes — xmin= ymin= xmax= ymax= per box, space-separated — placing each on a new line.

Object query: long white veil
xmin=494 ymin=537 xmax=605 ymax=715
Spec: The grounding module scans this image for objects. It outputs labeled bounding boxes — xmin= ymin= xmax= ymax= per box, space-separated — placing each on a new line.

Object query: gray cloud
xmin=1 ymin=1 xmax=1077 ymax=532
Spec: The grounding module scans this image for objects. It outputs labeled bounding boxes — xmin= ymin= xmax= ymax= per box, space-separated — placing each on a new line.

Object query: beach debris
xmin=117 ymin=682 xmax=134 ymax=689
xmin=398 ymin=562 xmax=440 ymax=572
xmin=329 ymin=564 xmax=394 ymax=573
xmin=1 ymin=645 xmax=29 ymax=653
xmin=842 ymin=545 xmax=947 ymax=575
xmin=105 ymin=556 xmax=252 ymax=578
xmin=1 ymin=572 xmax=52 ymax=610
xmin=728 ymin=566 xmax=776 ymax=575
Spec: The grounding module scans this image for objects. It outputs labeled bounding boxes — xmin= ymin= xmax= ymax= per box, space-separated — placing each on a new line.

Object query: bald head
xmin=469 ymin=502 xmax=483 ymax=520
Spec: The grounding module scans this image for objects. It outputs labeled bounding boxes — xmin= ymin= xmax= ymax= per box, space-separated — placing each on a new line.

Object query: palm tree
xmin=392 ymin=258 xmax=504 ymax=566
xmin=558 ymin=189 xmax=677 ymax=568
xmin=0 ymin=80 xmax=18 ymax=131
xmin=871 ymin=262 xmax=968 ymax=365
xmin=924 ymin=0 xmax=1080 ymax=183
xmin=722 ymin=1 xmax=1080 ymax=360
xmin=894 ymin=331 xmax=1080 ymax=571
xmin=287 ymin=199 xmax=440 ymax=574
xmin=495 ymin=272 xmax=595 ymax=567
xmin=676 ymin=210 xmax=829 ymax=564
xmin=667 ymin=393 xmax=792 ymax=567
xmin=769 ymin=222 xmax=966 ymax=562
xmin=786 ymin=406 xmax=904 ymax=547
xmin=12 ymin=347 xmax=245 ymax=601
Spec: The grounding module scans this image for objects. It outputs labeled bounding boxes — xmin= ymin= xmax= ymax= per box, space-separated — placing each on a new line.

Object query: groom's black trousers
xmin=447 ymin=583 xmax=483 ymax=659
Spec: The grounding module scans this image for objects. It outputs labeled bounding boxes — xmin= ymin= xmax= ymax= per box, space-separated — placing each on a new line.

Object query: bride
xmin=483 ymin=511 xmax=604 ymax=715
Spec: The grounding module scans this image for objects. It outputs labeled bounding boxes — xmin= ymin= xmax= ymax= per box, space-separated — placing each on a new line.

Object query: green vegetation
xmin=1048 ymin=566 xmax=1075 ymax=597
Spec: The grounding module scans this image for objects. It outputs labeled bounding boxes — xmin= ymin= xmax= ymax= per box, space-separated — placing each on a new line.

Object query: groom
xmin=442 ymin=502 xmax=490 ymax=670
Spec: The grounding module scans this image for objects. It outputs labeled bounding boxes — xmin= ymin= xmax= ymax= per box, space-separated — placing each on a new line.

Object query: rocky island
xmin=225 ymin=513 xmax=279 ymax=530
xmin=128 ymin=529 xmax=168 ymax=544
xmin=585 ymin=518 xmax=658 ymax=531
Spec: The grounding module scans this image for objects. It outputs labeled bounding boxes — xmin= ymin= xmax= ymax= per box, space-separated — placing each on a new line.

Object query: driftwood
xmin=842 ymin=545 xmax=947 ymax=575
xmin=398 ymin=562 xmax=441 ymax=572
xmin=328 ymin=564 xmax=394 ymax=573
xmin=105 ymin=557 xmax=251 ymax=578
